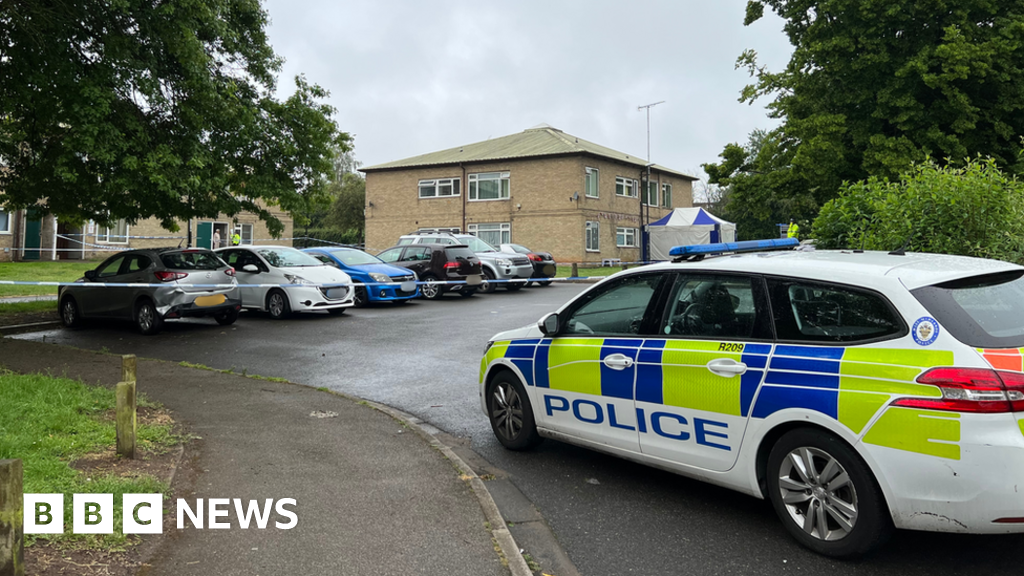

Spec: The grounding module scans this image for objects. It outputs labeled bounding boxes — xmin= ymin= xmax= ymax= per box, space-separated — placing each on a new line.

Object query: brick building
xmin=361 ymin=125 xmax=695 ymax=263
xmin=0 ymin=205 xmax=293 ymax=263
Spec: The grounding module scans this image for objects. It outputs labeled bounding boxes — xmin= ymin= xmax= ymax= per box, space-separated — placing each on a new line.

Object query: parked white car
xmin=215 ymin=245 xmax=355 ymax=319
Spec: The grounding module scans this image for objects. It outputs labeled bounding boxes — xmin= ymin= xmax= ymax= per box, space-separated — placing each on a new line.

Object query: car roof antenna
xmin=889 ymin=232 xmax=913 ymax=256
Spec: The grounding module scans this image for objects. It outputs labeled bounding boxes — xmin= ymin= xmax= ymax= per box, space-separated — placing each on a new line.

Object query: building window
xmin=234 ymin=223 xmax=254 ymax=245
xmin=615 ymin=177 xmax=638 ymax=198
xmin=468 ymin=222 xmax=510 ymax=246
xmin=419 ymin=178 xmax=461 ymax=199
xmin=616 ymin=227 xmax=639 ymax=248
xmin=585 ymin=221 xmax=600 ymax=252
xmin=0 ymin=209 xmax=9 ymax=233
xmin=468 ymin=172 xmax=510 ymax=201
xmin=585 ymin=167 xmax=599 ymax=198
xmin=643 ymin=181 xmax=659 ymax=207
xmin=662 ymin=183 xmax=672 ymax=208
xmin=96 ymin=219 xmax=129 ymax=244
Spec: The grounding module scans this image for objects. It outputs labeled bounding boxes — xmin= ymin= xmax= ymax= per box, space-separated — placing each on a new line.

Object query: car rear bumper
xmin=165 ymin=298 xmax=242 ymax=319
xmin=532 ymin=262 xmax=556 ymax=279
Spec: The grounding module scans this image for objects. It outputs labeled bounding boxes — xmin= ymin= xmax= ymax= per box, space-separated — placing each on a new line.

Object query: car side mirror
xmin=242 ymin=264 xmax=259 ymax=273
xmin=539 ymin=312 xmax=560 ymax=336
xmin=84 ymin=270 xmax=97 ymax=281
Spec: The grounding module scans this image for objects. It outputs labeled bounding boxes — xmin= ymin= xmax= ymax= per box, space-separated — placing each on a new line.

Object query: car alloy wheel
xmin=60 ymin=298 xmax=79 ymax=327
xmin=486 ymin=372 xmax=542 ymax=450
xmin=480 ymin=268 xmax=497 ymax=293
xmin=491 ymin=380 xmax=523 ymax=442
xmin=777 ymin=447 xmax=858 ymax=541
xmin=268 ymin=290 xmax=290 ymax=319
xmin=135 ymin=300 xmax=163 ymax=335
xmin=353 ymin=286 xmax=367 ymax=307
xmin=419 ymin=276 xmax=442 ymax=299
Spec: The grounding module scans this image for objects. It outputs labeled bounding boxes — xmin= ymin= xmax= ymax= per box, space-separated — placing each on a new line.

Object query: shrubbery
xmin=292 ymin=228 xmax=363 ymax=249
xmin=813 ymin=157 xmax=1024 ymax=263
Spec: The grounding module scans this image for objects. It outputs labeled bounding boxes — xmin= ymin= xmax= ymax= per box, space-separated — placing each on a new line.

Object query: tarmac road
xmin=15 ymin=284 xmax=1024 ymax=576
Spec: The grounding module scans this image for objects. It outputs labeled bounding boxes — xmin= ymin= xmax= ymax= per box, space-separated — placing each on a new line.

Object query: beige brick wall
xmin=0 ymin=209 xmax=13 ymax=262
xmin=365 ymin=154 xmax=694 ymax=263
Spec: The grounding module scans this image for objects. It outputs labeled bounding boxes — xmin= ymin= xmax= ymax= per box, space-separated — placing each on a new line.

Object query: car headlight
xmin=484 ymin=341 xmax=494 ymax=355
xmin=284 ymin=274 xmax=315 ymax=286
xmin=495 ymin=258 xmax=512 ymax=266
xmin=369 ymin=273 xmax=391 ymax=283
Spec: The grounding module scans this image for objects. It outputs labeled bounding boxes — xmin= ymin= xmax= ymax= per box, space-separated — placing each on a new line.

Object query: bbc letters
xmin=23 ymin=494 xmax=297 ymax=534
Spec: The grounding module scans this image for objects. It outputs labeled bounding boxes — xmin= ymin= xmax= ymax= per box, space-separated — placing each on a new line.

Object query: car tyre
xmin=538 ymin=280 xmax=553 ymax=287
xmin=352 ymin=286 xmax=368 ymax=307
xmin=419 ymin=275 xmax=443 ymax=300
xmin=215 ymin=308 xmax=239 ymax=326
xmin=267 ymin=290 xmax=291 ymax=320
xmin=766 ymin=428 xmax=893 ymax=558
xmin=59 ymin=296 xmax=82 ymax=328
xmin=135 ymin=299 xmax=163 ymax=336
xmin=486 ymin=370 xmax=543 ymax=450
xmin=505 ymin=281 xmax=523 ymax=292
xmin=479 ymin=268 xmax=497 ymax=294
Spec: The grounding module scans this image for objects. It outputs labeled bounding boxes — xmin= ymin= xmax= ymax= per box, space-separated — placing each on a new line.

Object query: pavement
xmin=0 ymin=337 xmax=528 ymax=576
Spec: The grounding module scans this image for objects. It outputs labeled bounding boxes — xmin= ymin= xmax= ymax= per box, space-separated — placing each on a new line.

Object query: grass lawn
xmin=0 ymin=300 xmax=57 ymax=315
xmin=0 ymin=261 xmax=99 ymax=298
xmin=555 ymin=265 xmax=630 ymax=278
xmin=0 ymin=371 xmax=180 ymax=548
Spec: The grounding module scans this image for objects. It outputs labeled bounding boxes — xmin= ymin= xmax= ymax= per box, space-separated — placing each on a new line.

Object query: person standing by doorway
xmin=213 ymin=229 xmax=221 ymax=248
xmin=232 ymin=230 xmax=241 ymax=246
xmin=787 ymin=218 xmax=800 ymax=239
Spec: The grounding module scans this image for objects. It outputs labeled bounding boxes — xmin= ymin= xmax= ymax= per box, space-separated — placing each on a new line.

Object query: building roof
xmin=361 ymin=124 xmax=697 ymax=180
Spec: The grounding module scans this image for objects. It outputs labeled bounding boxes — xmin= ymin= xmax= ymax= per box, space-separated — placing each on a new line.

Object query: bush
xmin=813 ymin=157 xmax=1024 ymax=263
xmin=292 ymin=227 xmax=363 ymax=249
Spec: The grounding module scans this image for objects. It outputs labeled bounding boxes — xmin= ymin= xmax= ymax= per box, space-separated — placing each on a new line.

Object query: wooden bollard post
xmin=0 ymin=459 xmax=24 ymax=576
xmin=116 ymin=380 xmax=137 ymax=459
xmin=570 ymin=263 xmax=578 ymax=278
xmin=122 ymin=354 xmax=137 ymax=384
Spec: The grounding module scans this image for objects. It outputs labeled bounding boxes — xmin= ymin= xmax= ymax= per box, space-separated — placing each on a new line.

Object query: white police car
xmin=479 ymin=238 xmax=1024 ymax=557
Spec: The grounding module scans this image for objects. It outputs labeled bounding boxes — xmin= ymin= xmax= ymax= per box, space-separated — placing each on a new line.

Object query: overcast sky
xmin=262 ymin=1 xmax=794 ymax=187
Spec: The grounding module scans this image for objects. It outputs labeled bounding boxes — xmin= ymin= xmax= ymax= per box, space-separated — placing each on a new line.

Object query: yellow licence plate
xmin=194 ymin=294 xmax=226 ymax=307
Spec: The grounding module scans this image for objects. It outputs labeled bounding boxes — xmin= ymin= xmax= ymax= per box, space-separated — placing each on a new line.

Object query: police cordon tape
xmin=0 ymin=275 xmax=606 ymax=290
xmin=48 ymin=235 xmax=362 ymax=252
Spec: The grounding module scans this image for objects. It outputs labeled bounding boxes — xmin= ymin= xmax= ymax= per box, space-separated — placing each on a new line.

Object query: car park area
xmin=12 ymin=265 xmax=1024 ymax=576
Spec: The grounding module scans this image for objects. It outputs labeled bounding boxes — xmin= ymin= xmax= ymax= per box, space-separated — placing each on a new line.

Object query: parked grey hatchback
xmin=58 ymin=247 xmax=242 ymax=335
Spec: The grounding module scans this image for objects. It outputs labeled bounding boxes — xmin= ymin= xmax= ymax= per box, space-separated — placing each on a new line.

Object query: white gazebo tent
xmin=647 ymin=208 xmax=736 ymax=261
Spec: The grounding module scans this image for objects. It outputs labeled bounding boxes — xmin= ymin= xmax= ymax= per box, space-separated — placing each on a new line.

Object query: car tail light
xmin=444 ymin=261 xmax=461 ymax=269
xmin=224 ymin=267 xmax=236 ymax=277
xmin=528 ymin=253 xmax=542 ymax=262
xmin=891 ymin=367 xmax=1024 ymax=413
xmin=155 ymin=271 xmax=188 ymax=282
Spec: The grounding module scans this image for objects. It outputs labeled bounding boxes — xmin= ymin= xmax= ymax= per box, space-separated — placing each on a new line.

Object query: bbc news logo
xmin=24 ymin=494 xmax=297 ymax=534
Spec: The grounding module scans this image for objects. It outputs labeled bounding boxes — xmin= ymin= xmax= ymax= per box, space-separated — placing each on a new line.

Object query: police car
xmin=479 ymin=238 xmax=1024 ymax=557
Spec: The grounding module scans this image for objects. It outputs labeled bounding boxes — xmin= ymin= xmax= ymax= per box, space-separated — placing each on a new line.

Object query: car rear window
xmin=160 ymin=251 xmax=224 ymax=270
xmin=445 ymin=247 xmax=476 ymax=260
xmin=912 ymin=270 xmax=1024 ymax=348
xmin=768 ymin=278 xmax=906 ymax=343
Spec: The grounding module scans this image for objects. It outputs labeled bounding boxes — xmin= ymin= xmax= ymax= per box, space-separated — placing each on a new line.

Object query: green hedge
xmin=291 ymin=227 xmax=363 ymax=249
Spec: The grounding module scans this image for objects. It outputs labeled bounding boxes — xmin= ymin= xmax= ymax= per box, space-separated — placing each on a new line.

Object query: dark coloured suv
xmin=59 ymin=247 xmax=241 ymax=335
xmin=377 ymin=243 xmax=483 ymax=299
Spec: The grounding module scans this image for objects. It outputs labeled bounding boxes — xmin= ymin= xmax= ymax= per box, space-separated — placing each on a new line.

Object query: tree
xmin=326 ymin=172 xmax=365 ymax=242
xmin=710 ymin=0 xmax=1024 ymax=234
xmin=703 ymin=129 xmax=817 ymax=239
xmin=813 ymin=155 xmax=1024 ymax=262
xmin=0 ymin=0 xmax=351 ymax=235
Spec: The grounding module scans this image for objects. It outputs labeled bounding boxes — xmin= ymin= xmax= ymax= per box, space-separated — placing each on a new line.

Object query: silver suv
xmin=397 ymin=232 xmax=533 ymax=292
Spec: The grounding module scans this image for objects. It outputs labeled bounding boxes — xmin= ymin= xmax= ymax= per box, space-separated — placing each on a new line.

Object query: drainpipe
xmin=461 ymin=163 xmax=467 ymax=233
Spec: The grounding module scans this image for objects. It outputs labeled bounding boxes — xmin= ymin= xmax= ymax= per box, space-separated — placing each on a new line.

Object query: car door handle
xmin=603 ymin=353 xmax=634 ymax=371
xmin=706 ymin=358 xmax=747 ymax=378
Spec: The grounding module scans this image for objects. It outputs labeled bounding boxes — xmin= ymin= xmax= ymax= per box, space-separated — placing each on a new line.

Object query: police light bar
xmin=669 ymin=237 xmax=799 ymax=257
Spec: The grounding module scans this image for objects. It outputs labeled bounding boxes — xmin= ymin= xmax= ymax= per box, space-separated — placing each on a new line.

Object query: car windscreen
xmin=507 ymin=244 xmax=531 ymax=254
xmin=330 ymin=249 xmax=382 ymax=266
xmin=257 ymin=248 xmax=323 ymax=268
xmin=911 ymin=270 xmax=1024 ymax=348
xmin=445 ymin=247 xmax=477 ymax=261
xmin=160 ymin=251 xmax=224 ymax=270
xmin=461 ymin=236 xmax=496 ymax=252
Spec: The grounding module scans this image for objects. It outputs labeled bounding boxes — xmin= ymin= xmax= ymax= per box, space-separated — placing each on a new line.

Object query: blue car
xmin=302 ymin=247 xmax=419 ymax=306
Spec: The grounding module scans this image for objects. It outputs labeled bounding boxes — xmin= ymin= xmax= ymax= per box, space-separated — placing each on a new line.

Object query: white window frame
xmin=585 ymin=221 xmax=600 ymax=252
xmin=0 ymin=209 xmax=10 ymax=234
xmin=468 ymin=222 xmax=511 ymax=246
xmin=96 ymin=219 xmax=129 ymax=244
xmin=468 ymin=172 xmax=511 ymax=202
xmin=616 ymin=227 xmax=639 ymax=248
xmin=234 ymin=223 xmax=254 ymax=245
xmin=585 ymin=167 xmax=600 ymax=198
xmin=662 ymin=182 xmax=672 ymax=208
xmin=643 ymin=181 xmax=659 ymax=207
xmin=615 ymin=177 xmax=638 ymax=198
xmin=418 ymin=177 xmax=461 ymax=199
